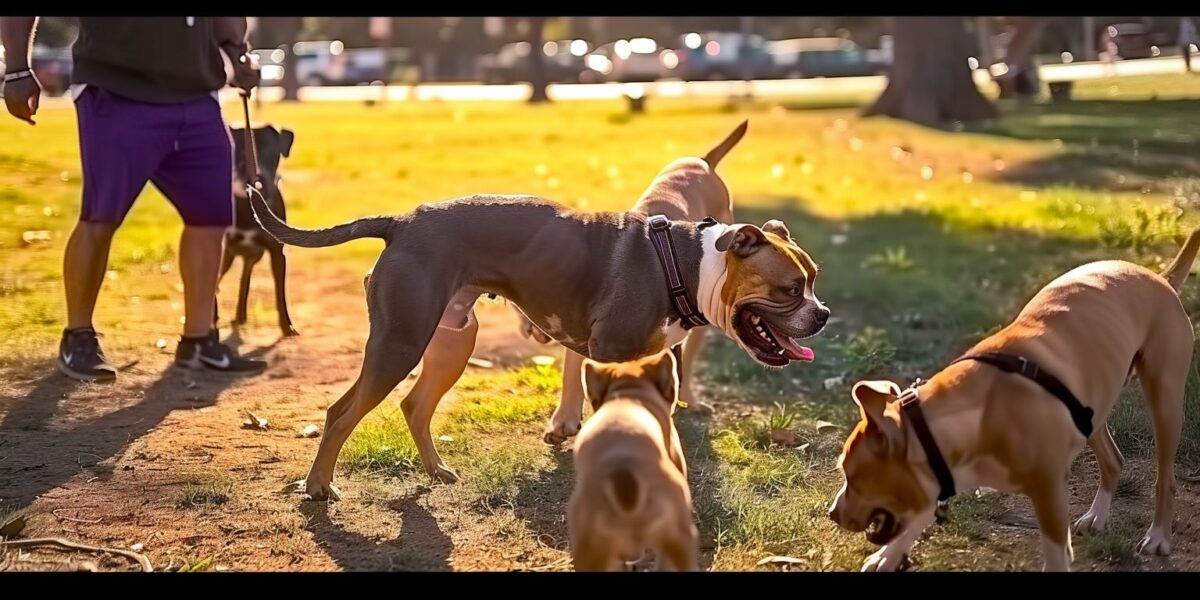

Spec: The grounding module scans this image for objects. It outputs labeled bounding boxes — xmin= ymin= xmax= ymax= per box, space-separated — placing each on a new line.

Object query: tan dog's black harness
xmin=648 ymin=215 xmax=712 ymax=330
xmin=902 ymin=352 xmax=1095 ymax=503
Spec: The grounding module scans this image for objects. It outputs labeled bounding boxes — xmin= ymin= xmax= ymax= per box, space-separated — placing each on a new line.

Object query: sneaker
xmin=175 ymin=330 xmax=267 ymax=374
xmin=57 ymin=327 xmax=118 ymax=382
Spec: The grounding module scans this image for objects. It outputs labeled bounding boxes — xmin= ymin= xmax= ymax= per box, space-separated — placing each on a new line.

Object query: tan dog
xmin=829 ymin=228 xmax=1200 ymax=572
xmin=569 ymin=351 xmax=698 ymax=572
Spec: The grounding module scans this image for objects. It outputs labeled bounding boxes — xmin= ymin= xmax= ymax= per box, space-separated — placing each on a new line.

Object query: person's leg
xmin=154 ymin=96 xmax=264 ymax=373
xmin=59 ymin=87 xmax=174 ymax=381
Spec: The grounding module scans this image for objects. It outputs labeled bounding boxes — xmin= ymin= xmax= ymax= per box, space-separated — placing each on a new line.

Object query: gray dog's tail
xmin=702 ymin=119 xmax=748 ymax=168
xmin=1162 ymin=226 xmax=1200 ymax=292
xmin=249 ymin=187 xmax=393 ymax=248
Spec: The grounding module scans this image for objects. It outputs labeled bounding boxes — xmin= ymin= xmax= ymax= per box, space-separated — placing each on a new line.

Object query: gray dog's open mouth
xmin=733 ymin=306 xmax=815 ymax=367
xmin=866 ymin=509 xmax=899 ymax=545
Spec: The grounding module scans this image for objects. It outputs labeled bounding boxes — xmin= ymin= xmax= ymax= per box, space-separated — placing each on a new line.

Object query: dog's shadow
xmin=300 ymin=489 xmax=453 ymax=571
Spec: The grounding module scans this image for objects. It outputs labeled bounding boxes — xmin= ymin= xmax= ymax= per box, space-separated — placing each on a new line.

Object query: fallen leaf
xmin=20 ymin=230 xmax=51 ymax=246
xmin=0 ymin=513 xmax=26 ymax=538
xmin=467 ymin=357 xmax=494 ymax=369
xmin=822 ymin=376 xmax=844 ymax=390
xmin=155 ymin=338 xmax=168 ymax=350
xmin=757 ymin=555 xmax=806 ymax=566
xmin=299 ymin=424 xmax=320 ymax=438
xmin=438 ymin=434 xmax=454 ymax=442
xmin=241 ymin=409 xmax=268 ymax=430
xmin=769 ymin=429 xmax=797 ymax=447
xmin=797 ymin=443 xmax=811 ymax=453
xmin=130 ymin=543 xmax=144 ymax=552
xmin=816 ymin=420 xmax=839 ymax=433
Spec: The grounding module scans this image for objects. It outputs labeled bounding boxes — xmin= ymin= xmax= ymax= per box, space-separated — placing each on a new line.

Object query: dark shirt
xmin=71 ymin=16 xmax=227 ymax=103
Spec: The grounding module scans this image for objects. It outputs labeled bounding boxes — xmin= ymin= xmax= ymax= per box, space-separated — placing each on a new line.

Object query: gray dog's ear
xmin=762 ymin=219 xmax=791 ymax=240
xmin=279 ymin=129 xmax=295 ymax=158
xmin=715 ymin=224 xmax=768 ymax=258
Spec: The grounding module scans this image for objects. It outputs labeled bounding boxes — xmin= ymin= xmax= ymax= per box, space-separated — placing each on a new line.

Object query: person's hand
xmin=224 ymin=45 xmax=261 ymax=93
xmin=3 ymin=73 xmax=42 ymax=125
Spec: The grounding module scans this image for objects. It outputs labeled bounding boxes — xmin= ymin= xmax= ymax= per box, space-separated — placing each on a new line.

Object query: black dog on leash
xmin=219 ymin=124 xmax=299 ymax=337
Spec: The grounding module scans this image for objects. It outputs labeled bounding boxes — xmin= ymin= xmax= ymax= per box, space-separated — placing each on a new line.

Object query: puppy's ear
xmin=643 ymin=351 xmax=679 ymax=405
xmin=715 ymin=224 xmax=768 ymax=258
xmin=279 ymin=129 xmax=295 ymax=158
xmin=582 ymin=360 xmax=611 ymax=407
xmin=762 ymin=219 xmax=791 ymax=240
xmin=851 ymin=380 xmax=903 ymax=451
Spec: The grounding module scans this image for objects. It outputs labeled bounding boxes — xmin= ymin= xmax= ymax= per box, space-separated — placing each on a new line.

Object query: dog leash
xmin=239 ymin=91 xmax=263 ymax=193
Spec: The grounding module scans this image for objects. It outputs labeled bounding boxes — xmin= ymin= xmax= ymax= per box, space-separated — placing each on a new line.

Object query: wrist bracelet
xmin=3 ymin=70 xmax=34 ymax=83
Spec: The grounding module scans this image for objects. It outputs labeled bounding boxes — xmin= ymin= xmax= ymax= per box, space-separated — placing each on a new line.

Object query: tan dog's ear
xmin=762 ymin=219 xmax=791 ymax=240
xmin=851 ymin=380 xmax=903 ymax=450
xmin=643 ymin=351 xmax=679 ymax=404
xmin=715 ymin=224 xmax=768 ymax=258
xmin=582 ymin=359 xmax=611 ymax=406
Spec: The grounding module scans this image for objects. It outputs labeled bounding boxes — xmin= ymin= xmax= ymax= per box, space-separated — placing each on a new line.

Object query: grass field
xmin=3 ymin=74 xmax=1200 ymax=571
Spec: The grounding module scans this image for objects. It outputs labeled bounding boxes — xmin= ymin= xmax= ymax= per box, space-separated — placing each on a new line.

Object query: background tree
xmin=863 ymin=17 xmax=996 ymax=127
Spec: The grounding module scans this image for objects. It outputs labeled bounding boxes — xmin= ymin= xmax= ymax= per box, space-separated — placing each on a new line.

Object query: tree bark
xmin=527 ymin=17 xmax=550 ymax=104
xmin=863 ymin=17 xmax=995 ymax=127
xmin=276 ymin=16 xmax=303 ymax=102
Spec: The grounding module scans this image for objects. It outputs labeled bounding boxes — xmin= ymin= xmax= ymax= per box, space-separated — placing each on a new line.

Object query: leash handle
xmin=239 ymin=92 xmax=262 ymax=191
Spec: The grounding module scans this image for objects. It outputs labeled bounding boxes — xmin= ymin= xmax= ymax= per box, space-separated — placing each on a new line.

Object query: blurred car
xmin=585 ymin=38 xmax=668 ymax=83
xmin=765 ymin=37 xmax=886 ymax=79
xmin=479 ymin=39 xmax=595 ymax=84
xmin=293 ymin=41 xmax=416 ymax=86
xmin=1098 ymin=23 xmax=1154 ymax=60
xmin=250 ymin=47 xmax=286 ymax=86
xmin=674 ymin=32 xmax=773 ymax=80
xmin=31 ymin=46 xmax=72 ymax=96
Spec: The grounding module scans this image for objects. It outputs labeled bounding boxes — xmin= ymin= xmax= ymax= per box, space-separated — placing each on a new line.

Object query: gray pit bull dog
xmin=250 ymin=124 xmax=830 ymax=500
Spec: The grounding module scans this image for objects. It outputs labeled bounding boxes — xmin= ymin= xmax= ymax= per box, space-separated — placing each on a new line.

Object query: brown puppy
xmin=829 ymin=228 xmax=1200 ymax=571
xmin=569 ymin=351 xmax=698 ymax=572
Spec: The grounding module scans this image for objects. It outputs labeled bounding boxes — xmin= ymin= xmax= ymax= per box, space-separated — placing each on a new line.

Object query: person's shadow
xmin=299 ymin=489 xmax=452 ymax=571
xmin=0 ymin=335 xmax=277 ymax=513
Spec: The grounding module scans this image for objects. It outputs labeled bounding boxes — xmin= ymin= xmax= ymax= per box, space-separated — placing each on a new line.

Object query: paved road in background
xmin=33 ymin=55 xmax=1190 ymax=108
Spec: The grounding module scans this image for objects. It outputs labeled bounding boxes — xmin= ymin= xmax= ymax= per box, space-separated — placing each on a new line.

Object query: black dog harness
xmin=648 ymin=215 xmax=711 ymax=330
xmin=902 ymin=352 xmax=1095 ymax=503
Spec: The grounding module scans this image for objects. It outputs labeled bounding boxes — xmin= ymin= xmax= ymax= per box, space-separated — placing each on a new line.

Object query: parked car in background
xmin=293 ymin=41 xmax=417 ymax=86
xmin=585 ymin=38 xmax=668 ymax=82
xmin=479 ymin=39 xmax=594 ymax=84
xmin=250 ymin=47 xmax=286 ymax=86
xmin=673 ymin=32 xmax=773 ymax=80
xmin=1098 ymin=23 xmax=1154 ymax=60
xmin=31 ymin=46 xmax=72 ymax=96
xmin=766 ymin=37 xmax=886 ymax=79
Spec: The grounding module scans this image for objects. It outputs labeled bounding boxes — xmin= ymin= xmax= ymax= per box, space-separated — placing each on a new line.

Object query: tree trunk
xmin=277 ymin=17 xmax=303 ymax=102
xmin=864 ymin=17 xmax=995 ymax=127
xmin=527 ymin=17 xmax=550 ymax=104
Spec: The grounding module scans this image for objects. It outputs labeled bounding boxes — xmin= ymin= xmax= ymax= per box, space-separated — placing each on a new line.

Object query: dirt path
xmin=0 ymin=262 xmax=550 ymax=571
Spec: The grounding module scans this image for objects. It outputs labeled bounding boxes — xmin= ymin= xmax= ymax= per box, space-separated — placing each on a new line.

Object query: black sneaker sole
xmin=57 ymin=357 xmax=117 ymax=383
xmin=174 ymin=356 xmax=267 ymax=374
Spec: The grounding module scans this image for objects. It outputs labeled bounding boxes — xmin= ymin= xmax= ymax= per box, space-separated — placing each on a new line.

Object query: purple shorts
xmin=75 ymin=86 xmax=234 ymax=227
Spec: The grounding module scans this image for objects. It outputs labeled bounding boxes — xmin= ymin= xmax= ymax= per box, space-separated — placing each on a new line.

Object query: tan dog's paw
xmin=1137 ymin=528 xmax=1171 ymax=556
xmin=294 ymin=479 xmax=341 ymax=501
xmin=1072 ymin=511 xmax=1109 ymax=535
xmin=861 ymin=547 xmax=909 ymax=572
xmin=543 ymin=419 xmax=581 ymax=446
xmin=431 ymin=464 xmax=460 ymax=484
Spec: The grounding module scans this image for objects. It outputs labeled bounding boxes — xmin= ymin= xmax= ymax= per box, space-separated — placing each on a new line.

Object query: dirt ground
xmin=2 ymin=260 xmax=1199 ymax=572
